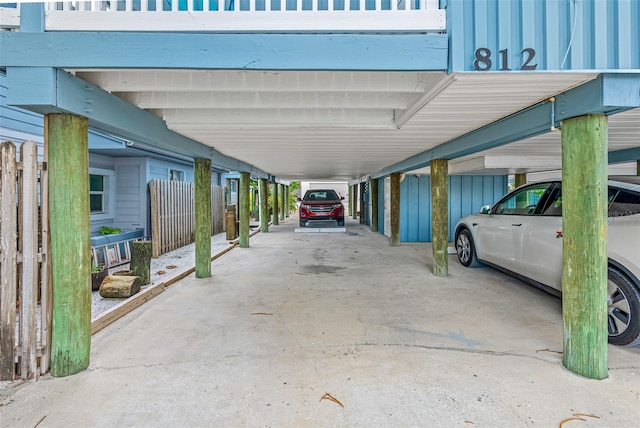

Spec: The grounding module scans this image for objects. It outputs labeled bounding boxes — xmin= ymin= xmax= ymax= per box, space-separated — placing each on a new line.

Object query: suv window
xmin=493 ymin=183 xmax=553 ymax=215
xmin=304 ymin=190 xmax=339 ymax=201
xmin=608 ymin=188 xmax=640 ymax=217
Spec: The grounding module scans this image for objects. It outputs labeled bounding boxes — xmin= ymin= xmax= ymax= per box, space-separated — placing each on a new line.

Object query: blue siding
xmin=399 ymin=175 xmax=508 ymax=242
xmin=448 ymin=0 xmax=640 ymax=72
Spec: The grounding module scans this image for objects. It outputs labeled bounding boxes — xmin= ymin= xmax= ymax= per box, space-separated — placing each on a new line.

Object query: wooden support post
xmin=359 ymin=182 xmax=365 ymax=224
xmin=390 ymin=173 xmax=400 ymax=246
xmin=194 ymin=158 xmax=211 ymax=278
xmin=371 ymin=179 xmax=379 ymax=232
xmin=285 ymin=186 xmax=290 ymax=217
xmin=515 ymin=173 xmax=527 ymax=188
xmin=561 ymin=114 xmax=608 ymax=380
xmin=131 ymin=241 xmax=152 ymax=285
xmin=636 ymin=160 xmax=639 ymax=176
xmin=272 ymin=182 xmax=279 ymax=225
xmin=239 ymin=172 xmax=250 ymax=248
xmin=259 ymin=179 xmax=269 ymax=233
xmin=431 ymin=159 xmax=449 ymax=277
xmin=347 ymin=186 xmax=353 ymax=217
xmin=47 ymin=113 xmax=91 ymax=377
xmin=280 ymin=184 xmax=285 ymax=221
xmin=352 ymin=185 xmax=358 ymax=220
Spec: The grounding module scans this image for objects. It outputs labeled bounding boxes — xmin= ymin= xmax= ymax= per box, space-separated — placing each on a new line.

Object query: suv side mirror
xmin=480 ymin=205 xmax=491 ymax=214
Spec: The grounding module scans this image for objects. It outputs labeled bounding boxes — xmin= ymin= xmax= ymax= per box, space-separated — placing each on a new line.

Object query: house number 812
xmin=473 ymin=48 xmax=538 ymax=71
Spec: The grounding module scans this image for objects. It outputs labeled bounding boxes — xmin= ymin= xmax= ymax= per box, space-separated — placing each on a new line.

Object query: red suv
xmin=298 ymin=189 xmax=345 ymax=227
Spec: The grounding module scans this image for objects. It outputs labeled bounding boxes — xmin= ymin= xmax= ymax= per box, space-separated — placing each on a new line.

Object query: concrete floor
xmin=1 ymin=216 xmax=639 ymax=427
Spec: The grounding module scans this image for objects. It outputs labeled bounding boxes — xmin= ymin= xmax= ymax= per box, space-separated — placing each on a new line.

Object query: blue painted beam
xmin=369 ymin=73 xmax=640 ymax=179
xmin=608 ymin=148 xmax=640 ymax=164
xmin=6 ymin=67 xmax=271 ymax=178
xmin=0 ymin=32 xmax=448 ymax=71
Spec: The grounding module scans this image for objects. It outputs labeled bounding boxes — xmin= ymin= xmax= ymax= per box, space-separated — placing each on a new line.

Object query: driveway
xmin=1 ymin=216 xmax=639 ymax=427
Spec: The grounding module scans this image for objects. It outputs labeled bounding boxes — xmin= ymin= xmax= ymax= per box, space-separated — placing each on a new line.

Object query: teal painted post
xmin=352 ymin=185 xmax=358 ymax=219
xmin=239 ymin=172 xmax=250 ymax=248
xmin=194 ymin=158 xmax=212 ymax=278
xmin=347 ymin=186 xmax=353 ymax=217
xmin=259 ymin=179 xmax=269 ymax=233
xmin=47 ymin=113 xmax=91 ymax=377
xmin=561 ymin=114 xmax=608 ymax=380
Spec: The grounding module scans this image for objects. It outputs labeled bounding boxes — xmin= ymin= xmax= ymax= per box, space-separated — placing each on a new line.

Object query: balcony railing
xmin=1 ymin=0 xmax=445 ymax=32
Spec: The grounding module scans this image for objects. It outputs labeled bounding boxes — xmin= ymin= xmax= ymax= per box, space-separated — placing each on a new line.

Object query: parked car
xmin=298 ymin=189 xmax=345 ymax=227
xmin=454 ymin=177 xmax=640 ymax=347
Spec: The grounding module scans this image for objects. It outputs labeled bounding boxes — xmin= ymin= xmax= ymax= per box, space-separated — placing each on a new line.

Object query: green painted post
xmin=352 ymin=185 xmax=358 ymax=220
xmin=515 ymin=173 xmax=527 ymax=188
xmin=561 ymin=114 xmax=608 ymax=380
xmin=390 ymin=173 xmax=400 ymax=246
xmin=47 ymin=113 xmax=91 ymax=377
xmin=259 ymin=179 xmax=269 ymax=233
xmin=194 ymin=158 xmax=211 ymax=278
xmin=272 ymin=182 xmax=279 ymax=225
xmin=239 ymin=172 xmax=250 ymax=248
xmin=347 ymin=186 xmax=353 ymax=217
xmin=636 ymin=160 xmax=639 ymax=176
xmin=431 ymin=159 xmax=449 ymax=277
xmin=371 ymin=179 xmax=379 ymax=231
xmin=285 ymin=186 xmax=290 ymax=218
xmin=359 ymin=182 xmax=365 ymax=224
xmin=280 ymin=184 xmax=285 ymax=221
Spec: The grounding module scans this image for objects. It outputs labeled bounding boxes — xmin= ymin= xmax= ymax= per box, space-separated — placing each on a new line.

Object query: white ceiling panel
xmin=73 ymin=69 xmax=639 ymax=181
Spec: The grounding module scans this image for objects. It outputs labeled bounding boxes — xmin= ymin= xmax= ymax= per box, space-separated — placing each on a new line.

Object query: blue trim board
xmin=609 ymin=148 xmax=640 ymax=164
xmin=370 ymin=73 xmax=640 ymax=179
xmin=5 ymin=67 xmax=271 ymax=178
xmin=0 ymin=32 xmax=448 ymax=71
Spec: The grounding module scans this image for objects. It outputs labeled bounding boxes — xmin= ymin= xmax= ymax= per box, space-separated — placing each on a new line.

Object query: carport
xmin=1 ymin=0 xmax=639 ymax=385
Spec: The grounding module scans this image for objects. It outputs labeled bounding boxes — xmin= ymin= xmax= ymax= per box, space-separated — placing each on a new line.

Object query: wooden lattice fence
xmin=0 ymin=141 xmax=50 ymax=381
xmin=149 ymin=179 xmax=225 ymax=257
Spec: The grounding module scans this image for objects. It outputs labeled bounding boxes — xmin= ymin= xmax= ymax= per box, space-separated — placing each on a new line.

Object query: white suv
xmin=454 ymin=177 xmax=640 ymax=347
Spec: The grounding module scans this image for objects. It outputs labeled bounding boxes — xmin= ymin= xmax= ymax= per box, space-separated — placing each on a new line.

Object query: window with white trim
xmin=89 ymin=168 xmax=115 ymax=221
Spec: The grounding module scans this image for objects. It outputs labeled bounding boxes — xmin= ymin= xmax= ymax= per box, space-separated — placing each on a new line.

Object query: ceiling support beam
xmin=0 ymin=32 xmax=448 ymax=71
xmin=5 ymin=67 xmax=271 ymax=179
xmin=366 ymin=73 xmax=640 ymax=181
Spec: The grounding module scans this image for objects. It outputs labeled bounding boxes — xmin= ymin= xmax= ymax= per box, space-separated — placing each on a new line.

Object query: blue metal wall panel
xmin=448 ymin=0 xmax=640 ymax=72
xmin=400 ymin=174 xmax=507 ymax=242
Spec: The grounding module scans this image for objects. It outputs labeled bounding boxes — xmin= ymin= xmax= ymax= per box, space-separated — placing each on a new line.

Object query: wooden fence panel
xmin=0 ymin=141 xmax=49 ymax=381
xmin=150 ymin=179 xmax=225 ymax=257
xmin=0 ymin=141 xmax=18 ymax=380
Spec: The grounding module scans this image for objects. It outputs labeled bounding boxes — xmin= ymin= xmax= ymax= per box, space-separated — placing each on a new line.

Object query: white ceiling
xmin=74 ymin=69 xmax=640 ymax=181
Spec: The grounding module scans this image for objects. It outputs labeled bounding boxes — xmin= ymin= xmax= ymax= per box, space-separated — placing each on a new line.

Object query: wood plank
xmin=0 ymin=142 xmax=18 ymax=381
xmin=19 ymin=141 xmax=39 ymax=379
xmin=40 ymin=133 xmax=52 ymax=376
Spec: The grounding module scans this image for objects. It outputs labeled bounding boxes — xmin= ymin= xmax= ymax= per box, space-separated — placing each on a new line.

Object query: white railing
xmin=0 ymin=0 xmax=445 ymax=32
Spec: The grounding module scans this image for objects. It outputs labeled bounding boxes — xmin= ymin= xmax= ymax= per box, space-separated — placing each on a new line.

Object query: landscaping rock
xmin=99 ymin=275 xmax=142 ymax=298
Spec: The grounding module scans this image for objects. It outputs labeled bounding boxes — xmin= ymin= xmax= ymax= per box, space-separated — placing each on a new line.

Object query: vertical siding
xmin=448 ymin=0 xmax=640 ymax=71
xmin=116 ymin=160 xmax=143 ymax=230
xmin=399 ymin=174 xmax=507 ymax=242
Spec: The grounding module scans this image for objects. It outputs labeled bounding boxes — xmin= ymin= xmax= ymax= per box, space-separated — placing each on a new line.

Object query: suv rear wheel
xmin=607 ymin=267 xmax=640 ymax=347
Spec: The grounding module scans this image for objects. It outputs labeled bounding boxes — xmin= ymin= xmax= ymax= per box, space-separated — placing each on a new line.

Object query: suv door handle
xmin=512 ymin=223 xmax=522 ymax=226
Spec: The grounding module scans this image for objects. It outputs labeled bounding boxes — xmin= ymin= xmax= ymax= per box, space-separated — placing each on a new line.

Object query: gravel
xmin=91 ymin=231 xmax=238 ymax=319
